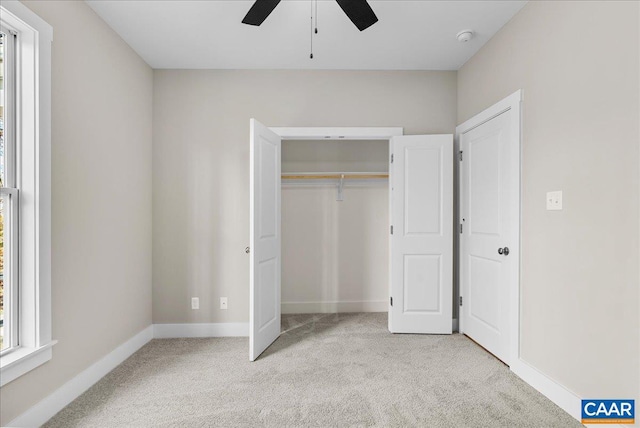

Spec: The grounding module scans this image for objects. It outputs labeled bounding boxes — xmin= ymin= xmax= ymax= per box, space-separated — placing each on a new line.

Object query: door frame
xmin=270 ymin=127 xmax=403 ymax=141
xmin=455 ymin=90 xmax=522 ymax=365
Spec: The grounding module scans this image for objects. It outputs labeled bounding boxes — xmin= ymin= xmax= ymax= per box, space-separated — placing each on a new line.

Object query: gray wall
xmin=458 ymin=1 xmax=639 ymax=398
xmin=152 ymin=70 xmax=457 ymax=323
xmin=0 ymin=1 xmax=153 ymax=425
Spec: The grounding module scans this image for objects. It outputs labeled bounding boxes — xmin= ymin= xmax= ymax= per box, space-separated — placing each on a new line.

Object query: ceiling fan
xmin=242 ymin=0 xmax=378 ymax=31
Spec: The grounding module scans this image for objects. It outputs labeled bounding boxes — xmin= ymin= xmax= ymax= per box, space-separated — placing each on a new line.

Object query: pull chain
xmin=310 ymin=0 xmax=313 ymax=59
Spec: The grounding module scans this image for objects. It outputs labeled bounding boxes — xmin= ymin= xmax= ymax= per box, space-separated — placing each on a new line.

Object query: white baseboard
xmin=281 ymin=300 xmax=387 ymax=314
xmin=510 ymin=362 xmax=630 ymax=427
xmin=8 ymin=325 xmax=153 ymax=428
xmin=510 ymin=358 xmax=582 ymax=422
xmin=153 ymin=322 xmax=249 ymax=338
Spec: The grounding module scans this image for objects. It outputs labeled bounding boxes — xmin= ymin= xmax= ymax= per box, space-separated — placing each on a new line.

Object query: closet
xmin=249 ymin=120 xmax=453 ymax=361
xmin=281 ymin=139 xmax=390 ymax=315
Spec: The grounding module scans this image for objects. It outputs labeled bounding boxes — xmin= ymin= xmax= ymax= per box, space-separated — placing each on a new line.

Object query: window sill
xmin=0 ymin=341 xmax=57 ymax=386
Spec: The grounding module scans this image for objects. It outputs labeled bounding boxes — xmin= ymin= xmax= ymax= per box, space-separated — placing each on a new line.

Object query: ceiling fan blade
xmin=335 ymin=0 xmax=378 ymax=31
xmin=242 ymin=0 xmax=282 ymax=26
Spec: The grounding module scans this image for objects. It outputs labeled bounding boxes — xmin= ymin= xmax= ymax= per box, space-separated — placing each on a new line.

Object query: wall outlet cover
xmin=191 ymin=297 xmax=199 ymax=310
xmin=546 ymin=191 xmax=562 ymax=211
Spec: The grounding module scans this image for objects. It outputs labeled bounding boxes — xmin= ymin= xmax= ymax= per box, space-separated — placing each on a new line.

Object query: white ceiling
xmin=86 ymin=0 xmax=527 ymax=70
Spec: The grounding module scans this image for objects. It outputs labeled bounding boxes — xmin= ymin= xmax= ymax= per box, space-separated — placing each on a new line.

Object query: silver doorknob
xmin=498 ymin=247 xmax=510 ymax=256
xmin=245 ymin=247 xmax=250 ymax=254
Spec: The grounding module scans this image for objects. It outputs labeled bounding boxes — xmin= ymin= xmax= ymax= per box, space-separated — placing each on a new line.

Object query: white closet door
xmin=250 ymin=119 xmax=282 ymax=361
xmin=389 ymin=135 xmax=453 ymax=334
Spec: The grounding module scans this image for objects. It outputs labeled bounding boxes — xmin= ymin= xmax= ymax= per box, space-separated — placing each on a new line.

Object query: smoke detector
xmin=456 ymin=30 xmax=474 ymax=43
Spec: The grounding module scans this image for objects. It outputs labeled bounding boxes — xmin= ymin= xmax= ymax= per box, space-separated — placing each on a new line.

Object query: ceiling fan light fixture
xmin=241 ymin=0 xmax=378 ymax=31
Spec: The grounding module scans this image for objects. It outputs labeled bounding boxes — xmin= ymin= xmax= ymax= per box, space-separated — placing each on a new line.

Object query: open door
xmin=459 ymin=107 xmax=518 ymax=365
xmin=389 ymin=135 xmax=453 ymax=334
xmin=249 ymin=119 xmax=282 ymax=361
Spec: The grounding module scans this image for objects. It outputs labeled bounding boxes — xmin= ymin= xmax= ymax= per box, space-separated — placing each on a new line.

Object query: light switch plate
xmin=220 ymin=297 xmax=228 ymax=310
xmin=546 ymin=191 xmax=562 ymax=210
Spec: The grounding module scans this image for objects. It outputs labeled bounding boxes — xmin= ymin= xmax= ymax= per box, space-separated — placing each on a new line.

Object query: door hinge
xmin=390 ymin=225 xmax=394 ymax=235
xmin=390 ymin=297 xmax=393 ymax=307
xmin=390 ymin=154 xmax=394 ymax=164
xmin=460 ymin=223 xmax=463 ymax=234
xmin=459 ymin=296 xmax=463 ymax=306
xmin=459 ymin=150 xmax=463 ymax=161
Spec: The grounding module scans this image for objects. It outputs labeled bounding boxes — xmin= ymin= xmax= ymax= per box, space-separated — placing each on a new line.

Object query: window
xmin=0 ymin=1 xmax=53 ymax=386
xmin=0 ymin=25 xmax=18 ymax=355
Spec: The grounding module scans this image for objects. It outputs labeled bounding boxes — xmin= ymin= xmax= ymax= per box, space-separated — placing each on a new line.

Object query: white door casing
xmin=458 ymin=92 xmax=521 ymax=366
xmin=249 ymin=119 xmax=282 ymax=361
xmin=389 ymin=135 xmax=453 ymax=334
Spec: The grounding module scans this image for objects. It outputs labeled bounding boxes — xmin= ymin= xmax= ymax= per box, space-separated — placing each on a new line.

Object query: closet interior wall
xmin=281 ymin=140 xmax=390 ymax=314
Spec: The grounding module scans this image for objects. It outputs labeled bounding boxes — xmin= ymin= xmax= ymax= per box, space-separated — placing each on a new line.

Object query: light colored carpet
xmin=44 ymin=313 xmax=580 ymax=427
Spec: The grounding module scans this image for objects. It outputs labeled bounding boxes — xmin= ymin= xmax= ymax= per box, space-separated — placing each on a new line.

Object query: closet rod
xmin=282 ymin=173 xmax=388 ymax=180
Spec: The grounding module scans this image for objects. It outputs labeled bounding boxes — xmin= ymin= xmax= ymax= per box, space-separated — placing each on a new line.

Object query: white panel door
xmin=459 ymin=110 xmax=517 ymax=365
xmin=249 ymin=119 xmax=281 ymax=361
xmin=389 ymin=135 xmax=453 ymax=334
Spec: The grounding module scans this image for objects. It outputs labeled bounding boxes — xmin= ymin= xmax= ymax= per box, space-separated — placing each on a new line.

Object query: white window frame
xmin=0 ymin=22 xmax=19 ymax=355
xmin=0 ymin=0 xmax=53 ymax=386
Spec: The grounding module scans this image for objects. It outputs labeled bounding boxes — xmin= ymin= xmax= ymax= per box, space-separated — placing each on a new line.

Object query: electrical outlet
xmin=191 ymin=297 xmax=199 ymax=310
xmin=546 ymin=191 xmax=563 ymax=210
xmin=220 ymin=297 xmax=228 ymax=310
